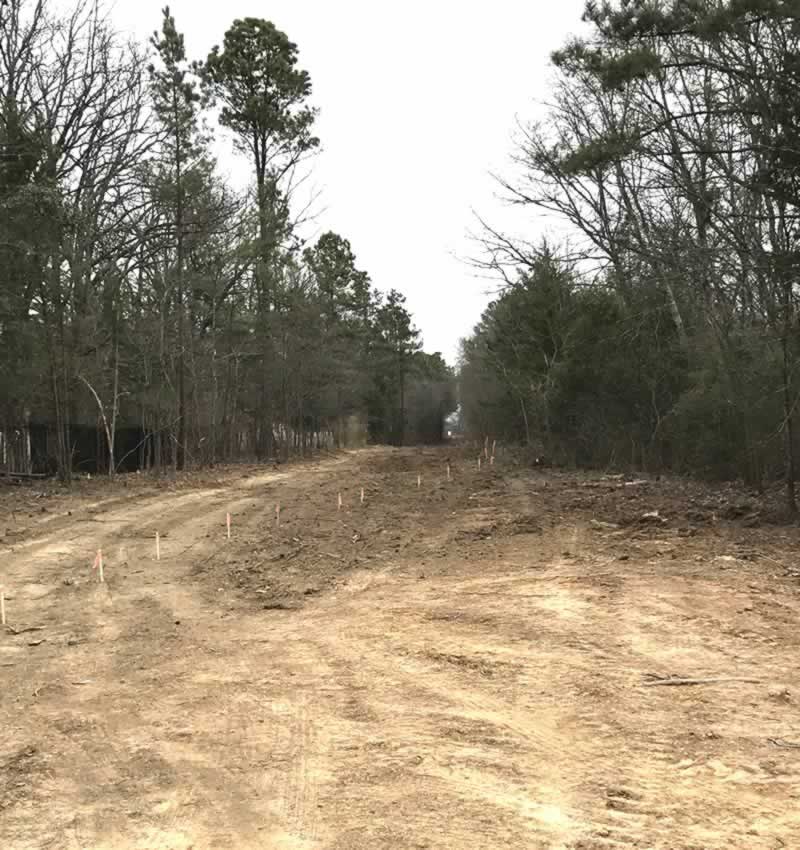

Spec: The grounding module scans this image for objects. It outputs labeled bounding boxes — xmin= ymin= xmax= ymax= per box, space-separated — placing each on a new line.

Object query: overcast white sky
xmin=110 ymin=1 xmax=588 ymax=363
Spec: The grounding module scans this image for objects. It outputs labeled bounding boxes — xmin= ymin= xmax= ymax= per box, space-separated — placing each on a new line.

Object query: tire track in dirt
xmin=293 ymin=527 xmax=799 ymax=850
xmin=1 ymin=460 xmax=332 ymax=850
xmin=4 ymin=447 xmax=800 ymax=849
xmin=281 ymin=695 xmax=319 ymax=841
xmin=291 ymin=581 xmax=594 ymax=848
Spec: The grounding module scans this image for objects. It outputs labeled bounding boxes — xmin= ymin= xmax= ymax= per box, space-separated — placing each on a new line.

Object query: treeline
xmin=460 ymin=0 xmax=800 ymax=512
xmin=0 ymin=1 xmax=454 ymax=477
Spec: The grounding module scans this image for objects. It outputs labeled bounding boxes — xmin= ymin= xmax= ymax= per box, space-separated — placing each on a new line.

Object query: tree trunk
xmin=519 ymin=396 xmax=531 ymax=447
xmin=782 ymin=334 xmax=797 ymax=515
xmin=398 ymin=360 xmax=406 ymax=447
xmin=175 ymin=123 xmax=186 ymax=471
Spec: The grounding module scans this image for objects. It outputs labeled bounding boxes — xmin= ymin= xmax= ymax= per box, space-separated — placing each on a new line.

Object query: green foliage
xmin=149 ymin=7 xmax=203 ymax=151
xmin=561 ymin=130 xmax=640 ymax=173
xmin=597 ymin=46 xmax=662 ymax=88
xmin=303 ymin=232 xmax=372 ymax=324
xmin=366 ymin=290 xmax=437 ymax=445
xmin=204 ymin=19 xmax=318 ymax=166
xmin=460 ymin=252 xmax=691 ymax=469
xmin=0 ymin=0 xmax=449 ymax=479
xmin=468 ymin=0 xmax=800 ymax=502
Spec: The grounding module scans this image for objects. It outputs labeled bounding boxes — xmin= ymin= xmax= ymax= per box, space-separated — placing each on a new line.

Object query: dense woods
xmin=460 ymin=0 xmax=800 ymax=511
xmin=0 ymin=1 xmax=454 ymax=477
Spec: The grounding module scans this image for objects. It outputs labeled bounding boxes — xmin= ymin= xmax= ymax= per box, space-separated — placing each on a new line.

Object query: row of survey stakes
xmin=0 ymin=440 xmax=499 ymax=624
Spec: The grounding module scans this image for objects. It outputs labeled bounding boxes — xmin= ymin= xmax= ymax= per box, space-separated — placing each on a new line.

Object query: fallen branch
xmin=768 ymin=738 xmax=800 ymax=749
xmin=267 ymin=546 xmax=305 ymax=563
xmin=755 ymin=552 xmax=791 ymax=571
xmin=643 ymin=675 xmax=761 ymax=687
xmin=5 ymin=625 xmax=45 ymax=635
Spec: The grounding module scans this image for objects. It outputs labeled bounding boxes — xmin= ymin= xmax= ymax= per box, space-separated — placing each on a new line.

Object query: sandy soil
xmin=1 ymin=447 xmax=799 ymax=849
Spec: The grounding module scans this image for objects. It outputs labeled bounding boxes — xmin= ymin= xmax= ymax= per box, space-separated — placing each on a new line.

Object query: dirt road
xmin=2 ymin=448 xmax=799 ymax=849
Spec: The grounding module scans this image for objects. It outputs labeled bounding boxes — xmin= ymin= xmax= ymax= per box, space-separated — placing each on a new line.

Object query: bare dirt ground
xmin=1 ymin=447 xmax=799 ymax=849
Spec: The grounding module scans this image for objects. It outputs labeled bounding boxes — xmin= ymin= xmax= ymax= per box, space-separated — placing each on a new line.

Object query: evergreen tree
xmin=149 ymin=6 xmax=206 ymax=469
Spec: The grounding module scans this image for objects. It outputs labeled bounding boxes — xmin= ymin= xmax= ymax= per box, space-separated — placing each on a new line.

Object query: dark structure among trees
xmin=0 ymin=1 xmax=455 ymax=478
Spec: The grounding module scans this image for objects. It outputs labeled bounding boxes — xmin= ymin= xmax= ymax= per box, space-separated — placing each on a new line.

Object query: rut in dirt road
xmin=1 ymin=447 xmax=799 ymax=850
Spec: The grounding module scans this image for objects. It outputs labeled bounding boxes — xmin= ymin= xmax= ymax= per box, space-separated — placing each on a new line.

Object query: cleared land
xmin=1 ymin=447 xmax=799 ymax=849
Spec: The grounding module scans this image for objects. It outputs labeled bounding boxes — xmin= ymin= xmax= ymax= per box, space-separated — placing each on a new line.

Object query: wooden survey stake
xmin=93 ymin=549 xmax=104 ymax=583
